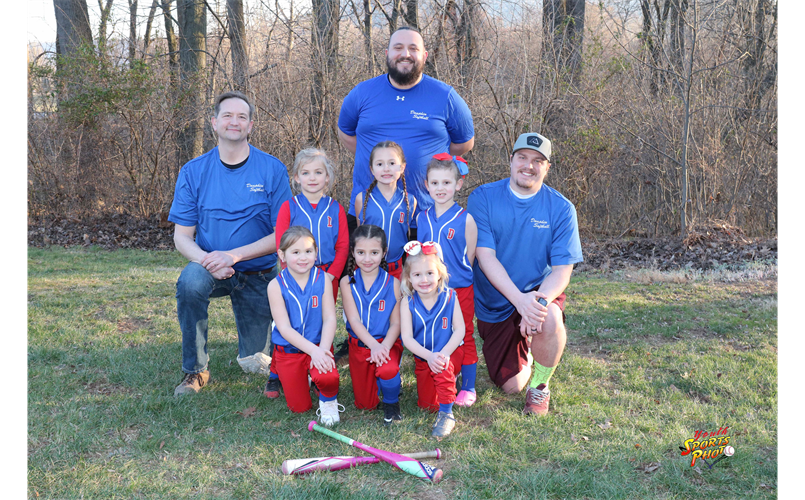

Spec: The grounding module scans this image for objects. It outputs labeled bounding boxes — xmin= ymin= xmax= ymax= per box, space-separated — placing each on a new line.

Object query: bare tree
xmin=403 ymin=0 xmax=419 ymax=29
xmin=128 ymin=0 xmax=139 ymax=68
xmin=348 ymin=0 xmax=378 ymax=75
xmin=96 ymin=0 xmax=114 ymax=56
xmin=143 ymin=0 xmax=160 ymax=53
xmin=53 ymin=0 xmax=93 ymax=62
xmin=162 ymin=0 xmax=180 ymax=90
xmin=376 ymin=0 xmax=403 ymax=34
xmin=310 ymin=0 xmax=340 ymax=145
xmin=542 ymin=0 xmax=586 ymax=86
xmin=227 ymin=0 xmax=250 ymax=90
xmin=177 ymin=0 xmax=207 ymax=167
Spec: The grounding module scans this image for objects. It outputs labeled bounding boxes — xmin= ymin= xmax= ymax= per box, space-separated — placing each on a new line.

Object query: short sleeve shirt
xmin=338 ymin=74 xmax=474 ymax=215
xmin=467 ymin=180 xmax=583 ymax=323
xmin=168 ymin=145 xmax=292 ymax=272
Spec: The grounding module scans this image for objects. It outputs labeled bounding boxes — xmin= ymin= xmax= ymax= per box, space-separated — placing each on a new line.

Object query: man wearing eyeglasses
xmin=467 ymin=132 xmax=583 ymax=416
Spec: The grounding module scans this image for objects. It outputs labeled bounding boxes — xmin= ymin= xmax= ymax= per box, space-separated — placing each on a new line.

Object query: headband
xmin=403 ymin=240 xmax=444 ymax=261
xmin=432 ymin=153 xmax=469 ymax=178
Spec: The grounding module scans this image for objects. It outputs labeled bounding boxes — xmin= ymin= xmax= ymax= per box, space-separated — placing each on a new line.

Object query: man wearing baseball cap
xmin=467 ymin=132 xmax=583 ymax=415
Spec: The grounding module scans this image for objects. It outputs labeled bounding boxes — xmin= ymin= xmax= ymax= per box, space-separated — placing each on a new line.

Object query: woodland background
xmin=28 ymin=0 xmax=778 ymax=241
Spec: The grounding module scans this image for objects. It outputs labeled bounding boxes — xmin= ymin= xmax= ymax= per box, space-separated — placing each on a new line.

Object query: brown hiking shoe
xmin=523 ymin=385 xmax=551 ymax=416
xmin=174 ymin=370 xmax=210 ymax=396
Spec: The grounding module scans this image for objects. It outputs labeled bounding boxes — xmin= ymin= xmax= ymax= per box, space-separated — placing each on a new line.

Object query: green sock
xmin=529 ymin=360 xmax=557 ymax=389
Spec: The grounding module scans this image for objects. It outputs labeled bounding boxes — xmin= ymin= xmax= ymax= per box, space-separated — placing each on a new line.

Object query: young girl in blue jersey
xmin=275 ymin=148 xmax=349 ymax=301
xmin=417 ymin=153 xmax=479 ymax=407
xmin=266 ymin=148 xmax=348 ymax=401
xmin=339 ymin=224 xmax=404 ymax=425
xmin=399 ymin=241 xmax=465 ymax=440
xmin=267 ymin=226 xmax=343 ymax=425
xmin=354 ymin=141 xmax=417 ymax=281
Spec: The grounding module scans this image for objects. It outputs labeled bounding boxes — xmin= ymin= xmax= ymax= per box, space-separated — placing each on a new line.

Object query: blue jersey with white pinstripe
xmin=416 ymin=204 xmax=472 ymax=288
xmin=408 ymin=288 xmax=458 ymax=353
xmin=345 ymin=268 xmax=397 ymax=342
xmin=359 ymin=188 xmax=417 ymax=262
xmin=271 ymin=267 xmax=326 ymax=346
xmin=288 ymin=194 xmax=342 ymax=265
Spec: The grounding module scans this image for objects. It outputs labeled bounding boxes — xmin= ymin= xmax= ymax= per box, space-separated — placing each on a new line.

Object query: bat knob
xmin=435 ymin=448 xmax=442 ymax=459
xmin=308 ymin=421 xmax=317 ymax=431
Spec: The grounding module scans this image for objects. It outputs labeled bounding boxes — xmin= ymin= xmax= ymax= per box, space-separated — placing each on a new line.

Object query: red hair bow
xmin=432 ymin=153 xmax=469 ymax=177
xmin=403 ymin=240 xmax=443 ymax=259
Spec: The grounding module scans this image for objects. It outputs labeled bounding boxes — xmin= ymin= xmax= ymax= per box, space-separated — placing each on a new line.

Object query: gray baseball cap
xmin=512 ymin=132 xmax=551 ymax=161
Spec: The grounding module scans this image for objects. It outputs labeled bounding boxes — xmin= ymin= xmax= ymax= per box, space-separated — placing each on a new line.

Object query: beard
xmin=386 ymin=55 xmax=424 ymax=86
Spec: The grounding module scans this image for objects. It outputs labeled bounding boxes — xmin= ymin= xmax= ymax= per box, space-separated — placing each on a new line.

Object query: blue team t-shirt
xmin=168 ymin=144 xmax=292 ymax=272
xmin=338 ymin=74 xmax=474 ymax=216
xmin=467 ymin=180 xmax=583 ymax=323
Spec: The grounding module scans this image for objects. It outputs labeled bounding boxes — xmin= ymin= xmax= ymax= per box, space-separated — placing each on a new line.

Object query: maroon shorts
xmin=476 ymin=291 xmax=566 ymax=388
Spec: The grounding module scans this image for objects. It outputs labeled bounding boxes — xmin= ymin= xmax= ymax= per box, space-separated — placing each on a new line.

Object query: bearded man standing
xmin=337 ymin=27 xmax=475 ymax=230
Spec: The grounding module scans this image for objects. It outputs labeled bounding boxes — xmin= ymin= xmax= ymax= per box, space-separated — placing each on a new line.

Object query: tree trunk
xmin=362 ymin=0 xmax=375 ymax=74
xmin=227 ymin=0 xmax=249 ymax=90
xmin=403 ymin=0 xmax=418 ymax=29
xmin=162 ymin=0 xmax=180 ymax=91
xmin=542 ymin=0 xmax=585 ymax=85
xmin=96 ymin=0 xmax=114 ymax=56
xmin=53 ymin=0 xmax=93 ymax=63
xmin=53 ymin=0 xmax=99 ymax=212
xmin=128 ymin=0 xmax=138 ymax=68
xmin=457 ymin=0 xmax=478 ymax=82
xmin=143 ymin=0 xmax=160 ymax=53
xmin=310 ymin=0 xmax=340 ymax=145
xmin=177 ymin=0 xmax=207 ymax=167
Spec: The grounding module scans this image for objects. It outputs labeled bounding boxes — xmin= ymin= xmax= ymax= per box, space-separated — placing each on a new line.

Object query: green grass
xmin=28 ymin=247 xmax=778 ymax=499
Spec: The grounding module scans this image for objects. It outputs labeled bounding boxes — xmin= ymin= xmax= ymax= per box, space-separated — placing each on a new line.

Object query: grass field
xmin=27 ymin=246 xmax=778 ymax=499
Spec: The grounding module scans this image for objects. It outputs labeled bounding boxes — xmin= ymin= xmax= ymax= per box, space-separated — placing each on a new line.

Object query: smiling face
xmin=294 ymin=159 xmax=329 ymax=196
xmin=509 ymin=148 xmax=551 ymax=195
xmin=370 ymin=147 xmax=405 ymax=188
xmin=408 ymin=255 xmax=442 ymax=297
xmin=352 ymin=236 xmax=386 ymax=275
xmin=211 ymin=97 xmax=253 ymax=144
xmin=385 ymin=29 xmax=428 ymax=87
xmin=426 ymin=167 xmax=463 ymax=206
xmin=278 ymin=236 xmax=317 ymax=275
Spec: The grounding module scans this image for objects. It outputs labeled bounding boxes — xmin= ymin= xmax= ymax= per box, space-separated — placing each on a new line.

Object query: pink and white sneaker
xmin=455 ymin=390 xmax=477 ymax=407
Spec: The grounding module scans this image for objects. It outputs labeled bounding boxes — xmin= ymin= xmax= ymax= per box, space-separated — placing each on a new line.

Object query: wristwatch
xmin=537 ymin=298 xmax=548 ymax=307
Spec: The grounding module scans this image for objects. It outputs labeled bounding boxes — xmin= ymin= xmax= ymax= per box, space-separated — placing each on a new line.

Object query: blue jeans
xmin=176 ymin=262 xmax=279 ymax=374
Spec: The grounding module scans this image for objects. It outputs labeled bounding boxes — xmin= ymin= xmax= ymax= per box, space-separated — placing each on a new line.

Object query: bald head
xmin=388 ymin=27 xmax=425 ymax=50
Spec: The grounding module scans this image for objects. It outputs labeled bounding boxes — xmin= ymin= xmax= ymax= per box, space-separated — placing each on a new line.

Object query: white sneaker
xmin=317 ymin=398 xmax=344 ymax=427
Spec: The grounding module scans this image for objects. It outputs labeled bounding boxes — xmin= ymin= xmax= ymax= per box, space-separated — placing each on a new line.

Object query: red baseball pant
xmin=348 ymin=336 xmax=403 ymax=410
xmin=272 ymin=345 xmax=339 ymax=413
xmin=414 ymin=357 xmax=457 ymax=412
xmin=451 ymin=285 xmax=478 ymax=369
